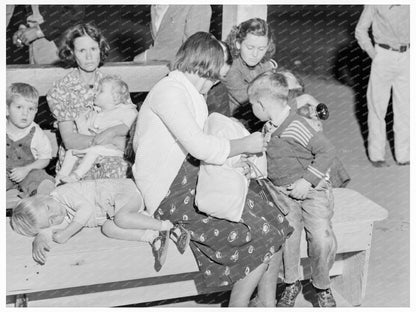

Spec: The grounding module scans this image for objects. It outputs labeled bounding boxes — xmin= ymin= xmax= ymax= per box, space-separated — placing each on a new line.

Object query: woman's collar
xmin=169 ymin=70 xmax=205 ymax=95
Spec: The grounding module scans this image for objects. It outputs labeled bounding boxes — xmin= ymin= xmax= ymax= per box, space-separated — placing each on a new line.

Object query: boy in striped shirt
xmin=248 ymin=70 xmax=337 ymax=307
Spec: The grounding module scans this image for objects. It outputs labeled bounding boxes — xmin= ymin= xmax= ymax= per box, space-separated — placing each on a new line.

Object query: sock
xmin=159 ymin=220 xmax=173 ymax=231
xmin=141 ymin=229 xmax=158 ymax=242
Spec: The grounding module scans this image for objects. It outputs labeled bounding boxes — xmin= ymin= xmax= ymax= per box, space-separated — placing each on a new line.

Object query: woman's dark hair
xmin=58 ymin=22 xmax=110 ymax=68
xmin=172 ymin=32 xmax=227 ymax=81
xmin=226 ymin=18 xmax=276 ymax=63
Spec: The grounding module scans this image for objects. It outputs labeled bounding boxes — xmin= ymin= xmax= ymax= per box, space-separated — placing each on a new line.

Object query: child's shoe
xmin=150 ymin=231 xmax=169 ymax=272
xmin=277 ymin=280 xmax=302 ymax=307
xmin=170 ymin=224 xmax=190 ymax=254
xmin=316 ymin=288 xmax=336 ymax=307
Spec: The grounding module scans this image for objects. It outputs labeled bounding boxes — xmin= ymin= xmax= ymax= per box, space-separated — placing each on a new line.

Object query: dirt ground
xmin=307 ymin=75 xmax=410 ymax=307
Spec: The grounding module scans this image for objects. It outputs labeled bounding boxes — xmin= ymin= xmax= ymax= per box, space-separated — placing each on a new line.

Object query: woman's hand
xmin=233 ymin=155 xmax=252 ymax=178
xmin=229 ymin=132 xmax=267 ymax=158
xmin=92 ymin=124 xmax=128 ymax=150
xmin=92 ymin=128 xmax=116 ymax=146
xmin=243 ymin=132 xmax=268 ymax=154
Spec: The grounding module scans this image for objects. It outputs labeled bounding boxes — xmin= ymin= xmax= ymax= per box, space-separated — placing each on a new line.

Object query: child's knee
xmin=101 ymin=221 xmax=114 ymax=236
xmin=307 ymin=228 xmax=336 ymax=251
xmin=113 ymin=212 xmax=130 ymax=228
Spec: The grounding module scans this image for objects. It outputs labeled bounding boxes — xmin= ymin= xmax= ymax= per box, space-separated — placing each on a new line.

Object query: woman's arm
xmin=152 ymin=85 xmax=230 ymax=164
xmin=152 ymin=85 xmax=267 ymax=163
xmin=59 ymin=120 xmax=94 ymax=150
xmin=229 ymin=133 xmax=267 ymax=158
xmin=92 ymin=124 xmax=129 ymax=150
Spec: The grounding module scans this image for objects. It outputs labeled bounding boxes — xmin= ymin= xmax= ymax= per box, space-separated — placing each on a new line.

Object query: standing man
xmin=355 ymin=5 xmax=410 ymax=167
xmin=133 ymin=5 xmax=212 ymax=65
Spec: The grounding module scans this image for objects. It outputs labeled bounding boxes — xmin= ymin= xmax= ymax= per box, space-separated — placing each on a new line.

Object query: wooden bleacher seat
xmin=6 ymin=188 xmax=387 ymax=307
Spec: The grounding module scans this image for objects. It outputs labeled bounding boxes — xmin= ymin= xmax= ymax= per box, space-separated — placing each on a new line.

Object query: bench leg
xmin=331 ymin=249 xmax=371 ymax=306
xmin=15 ymin=294 xmax=28 ymax=307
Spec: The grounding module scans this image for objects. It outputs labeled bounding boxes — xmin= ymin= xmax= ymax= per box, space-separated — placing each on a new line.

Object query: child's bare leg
xmin=69 ymin=149 xmax=100 ymax=180
xmin=256 ymin=249 xmax=283 ymax=306
xmin=228 ymin=262 xmax=268 ymax=307
xmin=114 ymin=192 xmax=173 ymax=231
xmin=57 ymin=150 xmax=78 ymax=177
xmin=102 ymin=220 xmax=158 ymax=242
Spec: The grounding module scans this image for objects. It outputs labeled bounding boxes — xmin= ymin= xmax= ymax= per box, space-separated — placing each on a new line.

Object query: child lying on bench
xmin=10 ymin=178 xmax=189 ymax=271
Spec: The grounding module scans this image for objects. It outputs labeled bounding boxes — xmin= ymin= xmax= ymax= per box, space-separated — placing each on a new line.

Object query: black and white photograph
xmin=3 ymin=1 xmax=413 ymax=309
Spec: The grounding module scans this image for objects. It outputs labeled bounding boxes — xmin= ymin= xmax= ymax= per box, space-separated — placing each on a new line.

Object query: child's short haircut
xmin=10 ymin=195 xmax=49 ymax=237
xmin=247 ymin=69 xmax=289 ymax=103
xmin=99 ymin=75 xmax=131 ymax=105
xmin=6 ymin=83 xmax=39 ymax=106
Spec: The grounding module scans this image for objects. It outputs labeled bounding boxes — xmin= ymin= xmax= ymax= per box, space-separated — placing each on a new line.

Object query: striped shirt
xmin=265 ymin=108 xmax=336 ymax=187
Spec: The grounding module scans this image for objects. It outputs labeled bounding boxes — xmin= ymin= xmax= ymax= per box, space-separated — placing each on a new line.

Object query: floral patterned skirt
xmin=154 ymin=155 xmax=293 ymax=288
xmin=57 ymin=145 xmax=130 ymax=180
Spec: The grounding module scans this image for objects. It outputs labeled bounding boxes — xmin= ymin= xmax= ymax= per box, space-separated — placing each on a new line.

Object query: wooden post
xmin=221 ymin=5 xmax=268 ymax=40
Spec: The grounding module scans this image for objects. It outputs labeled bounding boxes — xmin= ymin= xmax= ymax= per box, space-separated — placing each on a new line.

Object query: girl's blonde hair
xmin=10 ymin=195 xmax=49 ymax=237
xmin=99 ymin=75 xmax=131 ymax=105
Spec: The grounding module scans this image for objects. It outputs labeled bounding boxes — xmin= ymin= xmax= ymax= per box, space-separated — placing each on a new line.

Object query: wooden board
xmin=6 ymin=62 xmax=169 ymax=95
xmin=6 ymin=188 xmax=388 ymax=306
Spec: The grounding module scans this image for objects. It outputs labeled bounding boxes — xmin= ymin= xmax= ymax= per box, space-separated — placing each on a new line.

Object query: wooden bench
xmin=6 ymin=63 xmax=388 ymax=307
xmin=6 ymin=188 xmax=387 ymax=307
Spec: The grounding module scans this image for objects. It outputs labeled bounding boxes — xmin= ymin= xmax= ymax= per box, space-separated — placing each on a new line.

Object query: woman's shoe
xmin=170 ymin=224 xmax=191 ymax=254
xmin=150 ymin=231 xmax=169 ymax=272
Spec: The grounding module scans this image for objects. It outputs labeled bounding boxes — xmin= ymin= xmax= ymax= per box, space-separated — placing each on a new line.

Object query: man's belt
xmin=378 ymin=43 xmax=409 ymax=53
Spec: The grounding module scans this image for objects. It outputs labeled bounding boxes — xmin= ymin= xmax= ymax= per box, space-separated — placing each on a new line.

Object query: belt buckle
xmin=400 ymin=45 xmax=407 ymax=52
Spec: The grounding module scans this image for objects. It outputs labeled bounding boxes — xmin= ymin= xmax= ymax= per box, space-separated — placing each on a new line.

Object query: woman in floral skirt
xmin=132 ymin=32 xmax=292 ymax=307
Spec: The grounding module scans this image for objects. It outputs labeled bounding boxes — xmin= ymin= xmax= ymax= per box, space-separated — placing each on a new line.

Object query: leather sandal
xmin=170 ymin=224 xmax=190 ymax=254
xmin=150 ymin=231 xmax=169 ymax=272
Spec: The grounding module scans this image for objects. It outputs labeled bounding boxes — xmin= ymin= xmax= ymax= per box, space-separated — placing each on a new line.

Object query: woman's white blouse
xmin=132 ymin=70 xmax=230 ymax=214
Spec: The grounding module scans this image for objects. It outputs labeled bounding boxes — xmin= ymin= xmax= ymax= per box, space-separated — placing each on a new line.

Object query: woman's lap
xmin=154 ymin=157 xmax=292 ymax=288
xmin=57 ymin=146 xmax=130 ymax=179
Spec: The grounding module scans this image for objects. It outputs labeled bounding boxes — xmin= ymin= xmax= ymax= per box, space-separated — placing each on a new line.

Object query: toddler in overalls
xmin=6 ymin=83 xmax=54 ymax=197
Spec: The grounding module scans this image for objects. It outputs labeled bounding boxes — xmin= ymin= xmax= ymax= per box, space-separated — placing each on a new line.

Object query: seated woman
xmin=47 ymin=23 xmax=131 ymax=180
xmin=132 ymin=32 xmax=292 ymax=307
xmin=224 ymin=18 xmax=278 ymax=132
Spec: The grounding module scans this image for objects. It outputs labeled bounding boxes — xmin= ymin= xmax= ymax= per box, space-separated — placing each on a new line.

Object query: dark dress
xmin=154 ymin=155 xmax=293 ymax=288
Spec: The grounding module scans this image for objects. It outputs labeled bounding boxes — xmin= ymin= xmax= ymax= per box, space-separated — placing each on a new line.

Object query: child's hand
xmin=9 ymin=166 xmax=31 ymax=183
xmin=52 ymin=229 xmax=69 ymax=244
xmin=32 ymin=233 xmax=51 ymax=265
xmin=287 ymin=178 xmax=311 ymax=200
xmin=243 ymin=132 xmax=268 ymax=154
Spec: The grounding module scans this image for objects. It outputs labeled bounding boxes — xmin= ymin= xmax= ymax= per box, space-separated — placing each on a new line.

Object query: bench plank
xmin=6 ymin=188 xmax=387 ymax=307
xmin=6 ymin=62 xmax=169 ymax=96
